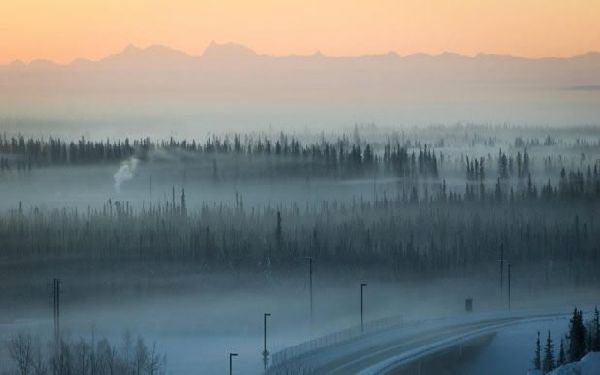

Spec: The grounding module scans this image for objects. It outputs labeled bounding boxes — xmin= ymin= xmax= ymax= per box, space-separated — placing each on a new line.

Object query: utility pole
xmin=229 ymin=353 xmax=238 ymax=375
xmin=306 ymin=257 xmax=313 ymax=327
xmin=53 ymin=277 xmax=61 ymax=373
xmin=499 ymin=243 xmax=504 ymax=295
xmin=360 ymin=283 xmax=367 ymax=333
xmin=53 ymin=278 xmax=61 ymax=345
xmin=263 ymin=313 xmax=271 ymax=369
xmin=507 ymin=263 xmax=511 ymax=310
xmin=53 ymin=279 xmax=56 ymax=343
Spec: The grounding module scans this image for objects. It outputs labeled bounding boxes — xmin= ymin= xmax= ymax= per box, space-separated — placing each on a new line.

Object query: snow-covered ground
xmin=2 ymin=275 xmax=597 ymax=375
xmin=527 ymin=353 xmax=600 ymax=375
xmin=463 ymin=318 xmax=568 ymax=375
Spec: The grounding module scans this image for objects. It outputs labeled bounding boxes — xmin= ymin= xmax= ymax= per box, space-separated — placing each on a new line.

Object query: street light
xmin=229 ymin=353 xmax=238 ymax=375
xmin=360 ymin=283 xmax=367 ymax=333
xmin=499 ymin=243 xmax=504 ymax=295
xmin=507 ymin=263 xmax=512 ymax=310
xmin=263 ymin=313 xmax=271 ymax=369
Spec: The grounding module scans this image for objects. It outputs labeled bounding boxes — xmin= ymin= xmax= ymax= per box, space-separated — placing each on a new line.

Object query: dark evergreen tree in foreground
xmin=557 ymin=339 xmax=566 ymax=367
xmin=567 ymin=308 xmax=587 ymax=362
xmin=533 ymin=331 xmax=541 ymax=370
xmin=542 ymin=331 xmax=555 ymax=374
xmin=593 ymin=307 xmax=600 ymax=352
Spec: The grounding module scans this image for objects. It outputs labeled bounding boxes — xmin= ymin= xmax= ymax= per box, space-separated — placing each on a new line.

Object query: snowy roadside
xmin=527 ymin=352 xmax=600 ymax=375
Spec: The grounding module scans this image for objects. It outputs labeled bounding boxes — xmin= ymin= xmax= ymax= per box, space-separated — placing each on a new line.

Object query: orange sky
xmin=1 ymin=0 xmax=599 ymax=64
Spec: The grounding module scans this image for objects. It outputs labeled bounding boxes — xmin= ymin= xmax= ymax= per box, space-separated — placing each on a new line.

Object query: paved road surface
xmin=267 ymin=311 xmax=566 ymax=375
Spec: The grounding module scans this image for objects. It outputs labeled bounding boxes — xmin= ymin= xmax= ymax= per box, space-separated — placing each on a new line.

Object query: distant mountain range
xmin=1 ymin=42 xmax=599 ymax=95
xmin=4 ymin=41 xmax=600 ymax=68
xmin=1 ymin=42 xmax=598 ymax=135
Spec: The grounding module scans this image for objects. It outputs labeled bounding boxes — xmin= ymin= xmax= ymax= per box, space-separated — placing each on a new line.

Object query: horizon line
xmin=4 ymin=41 xmax=600 ymax=67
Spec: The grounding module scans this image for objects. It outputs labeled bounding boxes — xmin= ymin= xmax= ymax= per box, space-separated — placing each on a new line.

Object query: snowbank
xmin=541 ymin=352 xmax=600 ymax=375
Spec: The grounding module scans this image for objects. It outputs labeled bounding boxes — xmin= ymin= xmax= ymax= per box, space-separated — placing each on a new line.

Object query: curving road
xmin=267 ymin=311 xmax=567 ymax=375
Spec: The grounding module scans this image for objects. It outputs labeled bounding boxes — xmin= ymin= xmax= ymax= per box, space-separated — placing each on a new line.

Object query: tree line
xmin=1 ymin=182 xmax=599 ymax=279
xmin=3 ymin=332 xmax=165 ymax=375
xmin=0 ymin=134 xmax=446 ymax=179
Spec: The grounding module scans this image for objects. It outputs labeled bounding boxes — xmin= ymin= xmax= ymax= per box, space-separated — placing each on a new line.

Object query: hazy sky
xmin=1 ymin=0 xmax=600 ymax=64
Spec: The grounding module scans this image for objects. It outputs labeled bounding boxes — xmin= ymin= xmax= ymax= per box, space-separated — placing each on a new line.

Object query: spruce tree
xmin=275 ymin=211 xmax=282 ymax=245
xmin=568 ymin=308 xmax=587 ymax=362
xmin=542 ymin=331 xmax=555 ymax=374
xmin=593 ymin=306 xmax=600 ymax=352
xmin=557 ymin=339 xmax=566 ymax=367
xmin=533 ymin=331 xmax=541 ymax=370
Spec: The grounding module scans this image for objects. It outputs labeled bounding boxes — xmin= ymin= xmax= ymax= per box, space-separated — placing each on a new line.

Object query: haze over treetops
xmin=1 ymin=0 xmax=599 ymax=64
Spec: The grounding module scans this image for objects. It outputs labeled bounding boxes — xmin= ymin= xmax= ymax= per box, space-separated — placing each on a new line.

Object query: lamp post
xmin=499 ymin=243 xmax=504 ymax=295
xmin=263 ymin=313 xmax=271 ymax=369
xmin=229 ymin=353 xmax=238 ymax=375
xmin=507 ymin=263 xmax=512 ymax=310
xmin=360 ymin=283 xmax=367 ymax=333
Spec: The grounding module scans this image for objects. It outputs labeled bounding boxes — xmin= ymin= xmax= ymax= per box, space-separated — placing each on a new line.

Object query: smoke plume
xmin=113 ymin=157 xmax=139 ymax=192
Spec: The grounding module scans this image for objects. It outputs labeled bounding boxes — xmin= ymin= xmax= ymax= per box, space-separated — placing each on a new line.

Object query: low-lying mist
xmin=1 ymin=126 xmax=599 ymax=374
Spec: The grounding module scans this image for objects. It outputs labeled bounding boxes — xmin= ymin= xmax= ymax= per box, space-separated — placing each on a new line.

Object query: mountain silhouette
xmin=201 ymin=41 xmax=258 ymax=60
xmin=0 ymin=42 xmax=598 ymax=129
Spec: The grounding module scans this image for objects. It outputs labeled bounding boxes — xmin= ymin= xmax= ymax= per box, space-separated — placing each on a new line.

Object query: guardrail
xmin=267 ymin=314 xmax=404 ymax=374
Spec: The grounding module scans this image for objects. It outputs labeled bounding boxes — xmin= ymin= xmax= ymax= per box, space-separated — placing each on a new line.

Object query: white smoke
xmin=113 ymin=157 xmax=139 ymax=192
